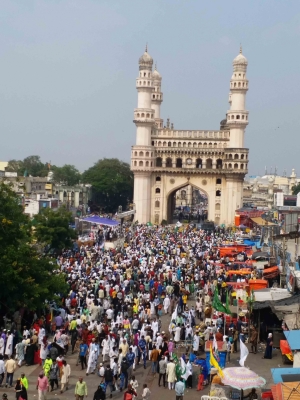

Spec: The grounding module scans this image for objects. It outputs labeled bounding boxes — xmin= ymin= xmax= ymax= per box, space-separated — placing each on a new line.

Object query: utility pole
xmin=282 ymin=236 xmax=287 ymax=288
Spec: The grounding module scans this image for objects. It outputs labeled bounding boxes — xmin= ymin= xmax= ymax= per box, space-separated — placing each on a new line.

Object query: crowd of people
xmin=0 ymin=223 xmax=263 ymax=400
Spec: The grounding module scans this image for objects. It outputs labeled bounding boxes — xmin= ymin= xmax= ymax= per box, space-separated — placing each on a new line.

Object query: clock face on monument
xmin=186 ymin=158 xmax=192 ymax=165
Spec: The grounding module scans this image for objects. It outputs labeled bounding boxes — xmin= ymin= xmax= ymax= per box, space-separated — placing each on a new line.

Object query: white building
xmin=131 ymin=47 xmax=250 ymax=225
xmin=243 ymin=169 xmax=299 ymax=209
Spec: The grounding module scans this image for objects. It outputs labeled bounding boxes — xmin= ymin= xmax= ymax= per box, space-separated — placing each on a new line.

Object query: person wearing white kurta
xmin=185 ymin=325 xmax=193 ymax=339
xmin=0 ymin=337 xmax=4 ymax=356
xmin=15 ymin=342 xmax=25 ymax=366
xmin=101 ymin=337 xmax=110 ymax=362
xmin=40 ymin=340 xmax=49 ymax=366
xmin=163 ymin=297 xmax=170 ymax=314
xmin=166 ymin=360 xmax=177 ymax=389
xmin=193 ymin=335 xmax=199 ymax=353
xmin=174 ymin=326 xmax=181 ymax=343
xmin=86 ymin=348 xmax=98 ymax=374
xmin=89 ymin=341 xmax=100 ymax=358
xmin=109 ymin=347 xmax=118 ymax=368
xmin=151 ymin=320 xmax=158 ymax=340
xmin=38 ymin=328 xmax=45 ymax=346
xmin=156 ymin=334 xmax=163 ymax=350
xmin=60 ymin=361 xmax=71 ymax=392
xmin=5 ymin=333 xmax=13 ymax=356
xmin=109 ymin=336 xmax=116 ymax=350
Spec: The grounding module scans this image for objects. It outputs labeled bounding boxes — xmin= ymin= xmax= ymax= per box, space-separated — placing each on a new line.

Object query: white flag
xmin=213 ymin=334 xmax=218 ymax=351
xmin=180 ymin=357 xmax=191 ymax=380
xmin=239 ymin=339 xmax=249 ymax=367
xmin=171 ymin=305 xmax=178 ymax=321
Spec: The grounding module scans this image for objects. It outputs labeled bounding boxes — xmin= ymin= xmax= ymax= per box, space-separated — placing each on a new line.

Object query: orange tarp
xmin=218 ymin=246 xmax=253 ymax=258
xmin=227 ymin=269 xmax=251 ymax=275
xmin=219 ymin=247 xmax=239 ymax=257
xmin=249 ymin=279 xmax=268 ymax=291
xmin=231 ymin=260 xmax=254 ymax=264
xmin=263 ymin=266 xmax=279 ymax=275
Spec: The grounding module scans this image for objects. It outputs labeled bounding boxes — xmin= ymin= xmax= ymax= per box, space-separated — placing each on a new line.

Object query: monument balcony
xmin=225 ymin=148 xmax=249 ymax=152
xmin=154 ymin=146 xmax=226 ymax=154
xmin=151 ymin=165 xmax=248 ymax=174
xmin=151 ymin=129 xmax=230 ymax=140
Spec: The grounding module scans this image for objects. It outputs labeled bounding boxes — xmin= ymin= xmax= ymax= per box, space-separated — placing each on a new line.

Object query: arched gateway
xmin=167 ymin=183 xmax=209 ymax=224
xmin=131 ymin=47 xmax=249 ymax=225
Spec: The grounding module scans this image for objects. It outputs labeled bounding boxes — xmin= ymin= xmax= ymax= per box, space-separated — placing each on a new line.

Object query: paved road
xmin=0 ymin=301 xmax=279 ymax=400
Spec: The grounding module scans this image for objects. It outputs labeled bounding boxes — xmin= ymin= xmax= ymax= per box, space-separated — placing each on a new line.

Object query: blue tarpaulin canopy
xmin=243 ymin=239 xmax=256 ymax=246
xmin=81 ymin=215 xmax=120 ymax=227
xmin=284 ymin=330 xmax=300 ymax=350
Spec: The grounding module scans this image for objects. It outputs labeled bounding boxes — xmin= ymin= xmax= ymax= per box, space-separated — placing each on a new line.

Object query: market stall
xmin=218 ymin=366 xmax=266 ymax=399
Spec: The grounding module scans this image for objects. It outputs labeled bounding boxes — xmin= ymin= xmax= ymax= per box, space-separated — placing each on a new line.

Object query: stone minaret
xmin=225 ymin=48 xmax=249 ymax=223
xmin=131 ymin=47 xmax=155 ymax=223
xmin=227 ymin=46 xmax=249 ymax=148
xmin=151 ymin=64 xmax=163 ymax=129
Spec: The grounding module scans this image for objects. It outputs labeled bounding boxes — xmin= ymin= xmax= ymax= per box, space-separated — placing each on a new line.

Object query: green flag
xmin=212 ymin=287 xmax=227 ymax=314
xmin=225 ymin=290 xmax=232 ymax=315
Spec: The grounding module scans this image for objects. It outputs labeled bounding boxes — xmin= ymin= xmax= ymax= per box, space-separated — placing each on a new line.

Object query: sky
xmin=0 ymin=0 xmax=300 ymax=176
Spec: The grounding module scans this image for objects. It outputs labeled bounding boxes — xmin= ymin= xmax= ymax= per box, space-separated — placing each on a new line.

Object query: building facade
xmin=131 ymin=47 xmax=250 ymax=225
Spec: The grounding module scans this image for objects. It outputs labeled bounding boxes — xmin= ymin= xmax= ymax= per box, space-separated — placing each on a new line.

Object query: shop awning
xmin=251 ymin=217 xmax=277 ymax=226
xmin=80 ymin=215 xmax=120 ymax=226
xmin=263 ymin=266 xmax=280 ymax=278
xmin=253 ymin=289 xmax=292 ymax=309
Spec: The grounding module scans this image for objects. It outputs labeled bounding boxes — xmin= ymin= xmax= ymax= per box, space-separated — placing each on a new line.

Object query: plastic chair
xmin=201 ymin=396 xmax=211 ymax=400
xmin=210 ymin=397 xmax=221 ymax=400
xmin=219 ymin=397 xmax=229 ymax=400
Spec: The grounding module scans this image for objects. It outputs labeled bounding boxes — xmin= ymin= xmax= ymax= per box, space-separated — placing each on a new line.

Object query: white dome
xmin=233 ymin=48 xmax=248 ymax=66
xmin=139 ymin=49 xmax=153 ymax=65
xmin=152 ymin=68 xmax=162 ymax=80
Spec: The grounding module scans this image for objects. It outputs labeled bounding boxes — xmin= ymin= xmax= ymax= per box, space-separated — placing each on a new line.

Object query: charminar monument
xmin=131 ymin=46 xmax=249 ymax=225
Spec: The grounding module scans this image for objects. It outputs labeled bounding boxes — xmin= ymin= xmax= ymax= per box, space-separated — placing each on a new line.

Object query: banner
xmin=210 ymin=345 xmax=223 ymax=378
xmin=212 ymin=287 xmax=227 ymax=314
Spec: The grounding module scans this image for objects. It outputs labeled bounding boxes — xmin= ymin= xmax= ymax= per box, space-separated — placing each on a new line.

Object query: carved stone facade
xmin=131 ymin=47 xmax=249 ymax=225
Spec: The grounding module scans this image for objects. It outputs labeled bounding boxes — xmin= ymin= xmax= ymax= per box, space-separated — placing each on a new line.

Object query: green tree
xmin=82 ymin=158 xmax=133 ymax=212
xmin=6 ymin=159 xmax=24 ymax=174
xmin=23 ymin=155 xmax=48 ymax=177
xmin=51 ymin=164 xmax=81 ymax=186
xmin=0 ymin=183 xmax=67 ymax=311
xmin=34 ymin=206 xmax=76 ymax=254
xmin=6 ymin=156 xmax=48 ymax=177
xmin=292 ymin=184 xmax=300 ymax=195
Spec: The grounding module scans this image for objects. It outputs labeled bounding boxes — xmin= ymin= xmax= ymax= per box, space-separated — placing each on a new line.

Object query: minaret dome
xmin=233 ymin=46 xmax=248 ymax=71
xmin=139 ymin=46 xmax=153 ymax=71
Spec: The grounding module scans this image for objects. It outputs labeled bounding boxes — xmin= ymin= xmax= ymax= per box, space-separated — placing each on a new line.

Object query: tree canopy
xmin=34 ymin=206 xmax=76 ymax=254
xmin=0 ymin=183 xmax=68 ymax=311
xmin=6 ymin=155 xmax=49 ymax=177
xmin=292 ymin=184 xmax=300 ymax=195
xmin=51 ymin=164 xmax=81 ymax=186
xmin=82 ymin=158 xmax=133 ymax=212
xmin=6 ymin=156 xmax=81 ymax=186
